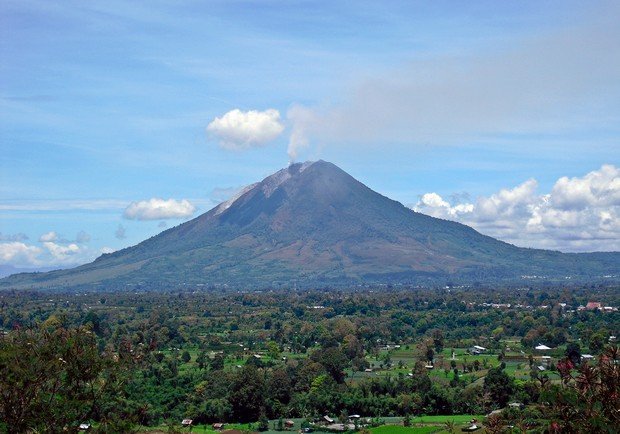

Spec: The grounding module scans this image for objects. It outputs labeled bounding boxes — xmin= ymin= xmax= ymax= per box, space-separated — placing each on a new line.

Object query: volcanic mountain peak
xmin=214 ymin=161 xmax=318 ymax=216
xmin=262 ymin=160 xmax=316 ymax=195
xmin=1 ymin=160 xmax=618 ymax=289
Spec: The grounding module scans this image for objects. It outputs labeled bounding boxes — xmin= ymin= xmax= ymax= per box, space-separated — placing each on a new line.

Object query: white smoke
xmin=286 ymin=105 xmax=316 ymax=162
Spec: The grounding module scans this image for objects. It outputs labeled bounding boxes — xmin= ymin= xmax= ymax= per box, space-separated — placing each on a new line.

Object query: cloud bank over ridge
xmin=414 ymin=165 xmax=620 ymax=252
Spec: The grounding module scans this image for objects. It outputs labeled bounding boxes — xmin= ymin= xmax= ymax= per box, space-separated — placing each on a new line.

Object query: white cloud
xmin=123 ymin=198 xmax=196 ymax=220
xmin=39 ymin=231 xmax=58 ymax=242
xmin=0 ymin=239 xmax=107 ymax=268
xmin=0 ymin=242 xmax=42 ymax=266
xmin=42 ymin=241 xmax=80 ymax=262
xmin=414 ymin=165 xmax=620 ymax=252
xmin=550 ymin=164 xmax=620 ymax=210
xmin=207 ymin=108 xmax=284 ymax=151
xmin=419 ymin=193 xmax=449 ymax=209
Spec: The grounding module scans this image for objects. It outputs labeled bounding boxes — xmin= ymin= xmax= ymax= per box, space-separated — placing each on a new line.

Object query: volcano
xmin=3 ymin=160 xmax=618 ymax=289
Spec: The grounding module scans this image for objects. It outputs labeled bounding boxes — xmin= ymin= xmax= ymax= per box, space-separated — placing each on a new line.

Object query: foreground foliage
xmin=0 ymin=325 xmax=139 ymax=433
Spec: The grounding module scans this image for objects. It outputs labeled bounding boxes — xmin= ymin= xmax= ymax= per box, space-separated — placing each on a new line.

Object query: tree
xmin=310 ymin=347 xmax=349 ymax=383
xmin=211 ymin=353 xmax=225 ymax=371
xmin=182 ymin=350 xmax=191 ymax=363
xmin=431 ymin=329 xmax=444 ymax=352
xmin=444 ymin=420 xmax=456 ymax=434
xmin=228 ymin=365 xmax=265 ymax=422
xmin=196 ymin=351 xmax=207 ymax=369
xmin=0 ymin=326 xmax=135 ymax=433
xmin=565 ymin=342 xmax=581 ymax=366
xmin=588 ymin=332 xmax=607 ymax=354
xmin=403 ymin=414 xmax=411 ymax=427
xmin=483 ymin=365 xmax=515 ymax=408
xmin=425 ymin=347 xmax=434 ymax=363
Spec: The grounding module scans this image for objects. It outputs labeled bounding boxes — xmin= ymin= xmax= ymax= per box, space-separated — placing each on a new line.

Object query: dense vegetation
xmin=1 ymin=284 xmax=618 ymax=432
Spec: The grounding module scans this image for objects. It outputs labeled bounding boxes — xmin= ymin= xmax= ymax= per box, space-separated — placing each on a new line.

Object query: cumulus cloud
xmin=207 ymin=108 xmax=284 ymax=151
xmin=39 ymin=231 xmax=58 ymax=242
xmin=42 ymin=241 xmax=80 ymax=261
xmin=123 ymin=198 xmax=196 ymax=220
xmin=115 ymin=224 xmax=127 ymax=240
xmin=414 ymin=165 xmax=620 ymax=252
xmin=0 ymin=238 xmax=106 ymax=269
xmin=0 ymin=242 xmax=43 ymax=266
xmin=550 ymin=164 xmax=620 ymax=210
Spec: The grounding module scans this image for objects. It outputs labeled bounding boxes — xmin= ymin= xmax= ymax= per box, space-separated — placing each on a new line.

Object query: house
xmin=285 ymin=420 xmax=295 ymax=428
xmin=581 ymin=354 xmax=595 ymax=361
xmin=213 ymin=423 xmax=225 ymax=430
xmin=535 ymin=344 xmax=552 ymax=351
xmin=586 ymin=302 xmax=602 ymax=310
xmin=469 ymin=345 xmax=486 ymax=354
xmin=323 ymin=416 xmax=334 ymax=423
xmin=181 ymin=419 xmax=193 ymax=427
xmin=541 ymin=355 xmax=552 ymax=367
xmin=78 ymin=423 xmax=91 ymax=431
xmin=537 ymin=365 xmax=546 ymax=371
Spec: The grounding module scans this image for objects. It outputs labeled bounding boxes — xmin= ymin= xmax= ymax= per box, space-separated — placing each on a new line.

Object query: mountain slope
xmin=2 ymin=161 xmax=618 ymax=289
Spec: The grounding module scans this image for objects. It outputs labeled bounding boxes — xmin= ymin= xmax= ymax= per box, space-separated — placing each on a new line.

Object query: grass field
xmin=409 ymin=415 xmax=482 ymax=424
xmin=370 ymin=426 xmax=442 ymax=434
xmin=138 ymin=415 xmax=485 ymax=434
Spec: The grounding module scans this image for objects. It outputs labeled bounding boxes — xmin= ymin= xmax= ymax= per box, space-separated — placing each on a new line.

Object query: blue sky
xmin=1 ymin=0 xmax=619 ymax=269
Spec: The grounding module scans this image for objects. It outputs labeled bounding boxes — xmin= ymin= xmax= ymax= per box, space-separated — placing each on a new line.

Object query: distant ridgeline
xmin=2 ymin=161 xmax=619 ymax=290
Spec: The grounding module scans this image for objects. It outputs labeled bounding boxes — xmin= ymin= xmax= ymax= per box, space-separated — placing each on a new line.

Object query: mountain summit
xmin=3 ymin=161 xmax=618 ymax=289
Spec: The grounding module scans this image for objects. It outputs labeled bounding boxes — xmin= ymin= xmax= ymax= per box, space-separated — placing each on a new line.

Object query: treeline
xmin=1 ymin=286 xmax=618 ymax=352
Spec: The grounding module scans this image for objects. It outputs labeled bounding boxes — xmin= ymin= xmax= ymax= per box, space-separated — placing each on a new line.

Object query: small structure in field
xmin=181 ymin=419 xmax=193 ymax=427
xmin=469 ymin=345 xmax=486 ymax=355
